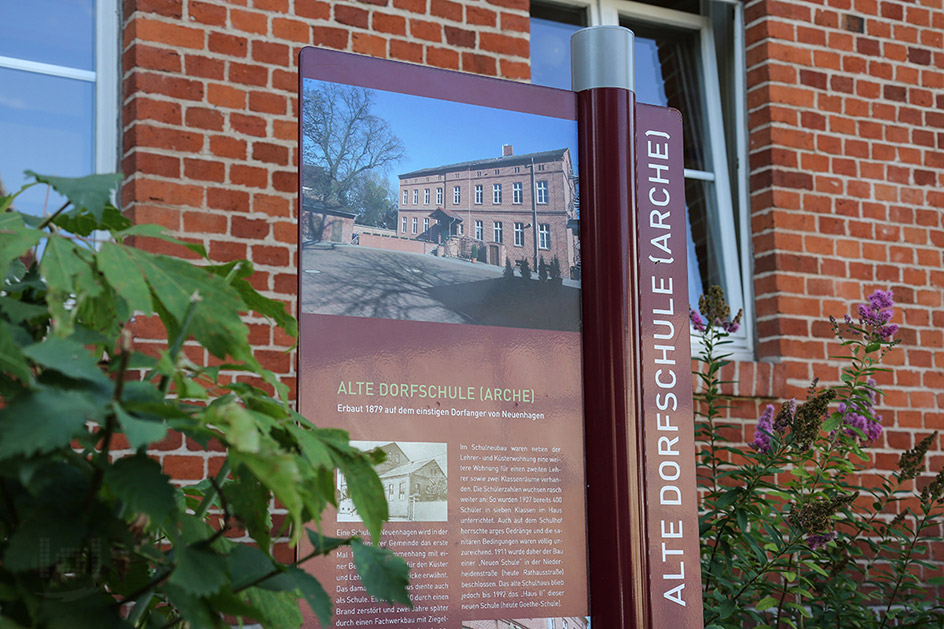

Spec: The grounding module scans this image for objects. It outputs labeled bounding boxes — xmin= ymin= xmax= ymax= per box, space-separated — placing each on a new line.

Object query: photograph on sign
xmin=299 ymin=78 xmax=580 ymax=332
xmin=297 ymin=48 xmax=588 ymax=628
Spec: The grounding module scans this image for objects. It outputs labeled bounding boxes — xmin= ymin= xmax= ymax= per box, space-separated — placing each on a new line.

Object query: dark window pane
xmin=624 ymin=22 xmax=709 ymax=172
xmin=0 ymin=0 xmax=95 ymax=71
xmin=0 ymin=68 xmax=94 ymax=215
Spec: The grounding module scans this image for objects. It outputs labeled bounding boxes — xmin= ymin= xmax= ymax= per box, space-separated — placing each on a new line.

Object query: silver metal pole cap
xmin=571 ymin=25 xmax=635 ymax=93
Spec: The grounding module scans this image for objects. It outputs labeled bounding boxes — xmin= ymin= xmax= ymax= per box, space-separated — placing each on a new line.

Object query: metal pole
xmin=530 ymin=156 xmax=538 ymax=272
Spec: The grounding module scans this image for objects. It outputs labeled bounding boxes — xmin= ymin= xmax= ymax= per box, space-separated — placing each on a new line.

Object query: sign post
xmin=573 ymin=26 xmax=703 ymax=628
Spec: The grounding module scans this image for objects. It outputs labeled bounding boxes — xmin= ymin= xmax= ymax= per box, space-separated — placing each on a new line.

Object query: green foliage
xmin=518 ymin=258 xmax=531 ymax=280
xmin=503 ymin=257 xmax=515 ymax=281
xmin=537 ymin=257 xmax=548 ymax=283
xmin=549 ymin=256 xmax=562 ymax=283
xmin=695 ymin=287 xmax=944 ymax=627
xmin=0 ymin=173 xmax=410 ymax=627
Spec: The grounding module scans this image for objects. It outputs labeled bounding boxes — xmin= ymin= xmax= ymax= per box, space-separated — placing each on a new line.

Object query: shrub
xmin=0 ymin=173 xmax=410 ymax=628
xmin=538 ymin=257 xmax=548 ymax=282
xmin=504 ymin=257 xmax=515 ymax=280
xmin=695 ymin=286 xmax=944 ymax=627
xmin=519 ymin=258 xmax=531 ymax=280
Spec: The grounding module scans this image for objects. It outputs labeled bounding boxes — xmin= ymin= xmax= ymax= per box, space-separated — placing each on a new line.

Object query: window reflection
xmin=0 ymin=0 xmax=95 ymax=71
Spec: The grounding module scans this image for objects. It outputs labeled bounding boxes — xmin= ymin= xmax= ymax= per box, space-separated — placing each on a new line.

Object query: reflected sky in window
xmin=0 ymin=0 xmax=95 ymax=70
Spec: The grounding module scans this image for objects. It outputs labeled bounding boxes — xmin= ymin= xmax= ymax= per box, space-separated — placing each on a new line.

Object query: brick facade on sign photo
xmin=104 ymin=0 xmax=944 ymax=590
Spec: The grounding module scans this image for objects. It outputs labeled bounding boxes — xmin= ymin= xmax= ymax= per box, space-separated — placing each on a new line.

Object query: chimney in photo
xmin=502 ymin=144 xmax=513 ymax=156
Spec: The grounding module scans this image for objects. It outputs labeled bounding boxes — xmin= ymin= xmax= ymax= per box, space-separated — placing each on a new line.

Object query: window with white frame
xmin=513 ymin=181 xmax=523 ymax=204
xmin=492 ymin=183 xmax=502 ymax=204
xmin=475 ymin=220 xmax=483 ymax=240
xmin=424 ymin=188 xmax=430 ymax=205
xmin=538 ymin=224 xmax=550 ymax=249
xmin=474 ymin=184 xmax=483 ymax=204
xmin=436 ymin=187 xmax=443 ymax=205
xmin=453 ymin=185 xmax=460 ymax=204
xmin=411 ymin=217 xmax=417 ymax=234
xmin=531 ymin=0 xmax=752 ymax=356
xmin=412 ymin=189 xmax=418 ymax=204
xmin=493 ymin=221 xmax=503 ymax=243
xmin=402 ymin=189 xmax=408 ymax=204
xmin=401 ymin=216 xmax=407 ymax=232
xmin=514 ymin=222 xmax=524 ymax=246
xmin=535 ymin=180 xmax=548 ymax=204
xmin=423 ymin=217 xmax=429 ymax=233
xmin=0 ymin=0 xmax=118 ymax=215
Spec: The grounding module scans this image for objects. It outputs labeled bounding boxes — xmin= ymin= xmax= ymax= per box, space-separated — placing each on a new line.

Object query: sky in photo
xmin=303 ymin=77 xmax=579 ymax=193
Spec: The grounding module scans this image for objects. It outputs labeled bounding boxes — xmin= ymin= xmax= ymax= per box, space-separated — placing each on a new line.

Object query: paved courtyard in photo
xmin=300 ymin=244 xmax=581 ymax=332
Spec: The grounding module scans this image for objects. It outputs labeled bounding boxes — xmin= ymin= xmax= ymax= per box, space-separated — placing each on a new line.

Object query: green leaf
xmin=718 ymin=597 xmax=736 ymax=620
xmin=26 ymin=171 xmax=123 ymax=221
xmin=331 ymin=443 xmax=388 ymax=543
xmin=226 ymin=544 xmax=276 ymax=590
xmin=244 ymin=589 xmax=303 ymax=627
xmin=0 ymin=320 xmax=32 ymax=383
xmin=168 ymin=545 xmax=229 ymax=597
xmin=162 ymin=583 xmax=223 ymax=628
xmin=41 ymin=235 xmax=101 ymax=301
xmin=0 ymin=213 xmax=42 ymax=271
xmin=756 ymin=596 xmax=779 ymax=611
xmin=286 ymin=566 xmax=332 ymax=627
xmin=2 ymin=506 xmax=86 ymax=571
xmin=52 ymin=203 xmax=131 ymax=236
xmin=233 ymin=451 xmax=303 ymax=537
xmin=104 ymin=452 xmax=176 ymax=524
xmin=22 ymin=336 xmax=110 ymax=385
xmin=0 ymin=385 xmax=104 ymax=458
xmin=783 ymin=571 xmax=797 ymax=582
xmin=208 ymin=261 xmax=297 ymax=339
xmin=225 ymin=467 xmax=272 ymax=552
xmin=351 ymin=538 xmax=411 ymax=608
xmin=306 ymin=529 xmax=352 ymax=556
xmin=97 ymin=242 xmax=153 ymax=314
xmin=114 ymin=223 xmax=207 ymax=258
xmin=114 ymin=402 xmax=167 ymax=450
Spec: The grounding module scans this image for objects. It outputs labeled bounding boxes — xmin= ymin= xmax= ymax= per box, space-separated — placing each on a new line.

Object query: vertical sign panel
xmin=635 ymin=103 xmax=703 ymax=627
xmin=297 ymin=48 xmax=589 ymax=629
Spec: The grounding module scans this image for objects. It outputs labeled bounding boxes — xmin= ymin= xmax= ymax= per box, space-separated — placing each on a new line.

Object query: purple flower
xmin=690 ymin=309 xmax=706 ymax=332
xmin=750 ymin=404 xmax=776 ymax=454
xmin=856 ymin=289 xmax=897 ymax=340
xmin=807 ymin=531 xmax=837 ymax=551
xmin=836 ymin=379 xmax=883 ymax=443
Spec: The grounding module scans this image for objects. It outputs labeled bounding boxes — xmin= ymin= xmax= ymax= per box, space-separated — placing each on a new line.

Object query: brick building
xmin=3 ymin=0 xmax=943 ymax=596
xmin=396 ymin=145 xmax=578 ymax=273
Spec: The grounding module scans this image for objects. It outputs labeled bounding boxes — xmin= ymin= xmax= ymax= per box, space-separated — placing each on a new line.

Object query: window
xmin=423 ymin=217 xmax=429 ymax=233
xmin=514 ymin=222 xmax=524 ymax=247
xmin=474 ymin=184 xmax=483 ymax=204
xmin=0 ymin=0 xmax=118 ymax=216
xmin=475 ymin=220 xmax=483 ymax=240
xmin=513 ymin=182 xmax=523 ymax=204
xmin=424 ymin=188 xmax=430 ymax=205
xmin=536 ymin=180 xmax=548 ymax=204
xmin=453 ymin=185 xmax=460 ymax=204
xmin=531 ymin=0 xmax=752 ymax=356
xmin=402 ymin=189 xmax=408 ymax=204
xmin=457 ymin=222 xmax=463 ymax=235
xmin=493 ymin=221 xmax=503 ymax=243
xmin=401 ymin=216 xmax=407 ymax=233
xmin=412 ymin=189 xmax=418 ymax=204
xmin=387 ymin=483 xmax=393 ymax=497
xmin=538 ymin=224 xmax=550 ymax=250
xmin=399 ymin=482 xmax=405 ymax=499
xmin=493 ymin=183 xmax=502 ymax=204
xmin=436 ymin=187 xmax=443 ymax=205
xmin=412 ymin=217 xmax=417 ymax=234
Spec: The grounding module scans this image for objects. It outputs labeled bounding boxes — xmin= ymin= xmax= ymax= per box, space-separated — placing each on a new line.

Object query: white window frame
xmin=0 ymin=0 xmax=119 ymax=189
xmin=513 ymin=181 xmax=523 ymax=204
xmin=401 ymin=216 xmax=407 ymax=232
xmin=412 ymin=189 xmax=418 ymax=204
xmin=536 ymin=180 xmax=548 ymax=204
xmin=436 ymin=187 xmax=443 ymax=205
xmin=533 ymin=0 xmax=753 ymax=358
xmin=453 ymin=185 xmax=460 ymax=204
xmin=493 ymin=221 xmax=502 ymax=243
xmin=411 ymin=217 xmax=417 ymax=234
xmin=423 ymin=217 xmax=429 ymax=232
xmin=538 ymin=224 xmax=550 ymax=250
xmin=475 ymin=220 xmax=483 ymax=240
xmin=474 ymin=184 xmax=483 ymax=204
xmin=424 ymin=188 xmax=430 ymax=205
xmin=492 ymin=183 xmax=502 ymax=204
xmin=514 ymin=222 xmax=524 ymax=247
xmin=402 ymin=189 xmax=408 ymax=204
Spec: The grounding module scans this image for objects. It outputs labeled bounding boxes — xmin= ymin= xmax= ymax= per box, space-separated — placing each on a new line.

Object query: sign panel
xmin=297 ymin=48 xmax=589 ymax=628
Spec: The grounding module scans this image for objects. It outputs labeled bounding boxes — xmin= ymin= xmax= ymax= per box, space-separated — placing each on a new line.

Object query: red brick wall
xmin=742 ymin=0 xmax=944 ymax=577
xmin=118 ymin=0 xmax=944 ymax=582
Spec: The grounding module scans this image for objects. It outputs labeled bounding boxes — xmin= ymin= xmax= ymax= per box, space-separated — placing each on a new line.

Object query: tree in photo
xmin=347 ymin=171 xmax=399 ymax=229
xmin=301 ymin=83 xmax=405 ymax=204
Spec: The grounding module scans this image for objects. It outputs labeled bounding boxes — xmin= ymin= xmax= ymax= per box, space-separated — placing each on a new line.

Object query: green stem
xmin=36 ymin=200 xmax=71 ymax=230
xmin=774 ymin=554 xmax=794 ymax=629
xmin=706 ymin=540 xmax=801 ymax=625
xmin=194 ymin=460 xmax=230 ymax=519
xmin=878 ymin=509 xmax=935 ymax=628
